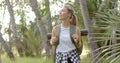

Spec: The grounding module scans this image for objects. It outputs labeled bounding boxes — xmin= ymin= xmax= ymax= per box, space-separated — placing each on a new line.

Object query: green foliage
xmin=17 ymin=21 xmax=40 ymax=56
xmin=73 ymin=0 xmax=84 ymax=28
xmin=86 ymin=0 xmax=120 ymax=63
xmin=12 ymin=0 xmax=41 ymax=57
xmin=93 ymin=9 xmax=120 ymax=45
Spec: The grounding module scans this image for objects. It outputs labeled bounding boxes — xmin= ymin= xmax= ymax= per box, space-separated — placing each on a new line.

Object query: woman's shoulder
xmin=52 ymin=24 xmax=61 ymax=31
xmin=76 ymin=26 xmax=80 ymax=31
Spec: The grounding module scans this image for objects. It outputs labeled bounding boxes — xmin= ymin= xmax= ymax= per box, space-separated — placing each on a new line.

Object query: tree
xmin=73 ymin=0 xmax=84 ymax=28
xmin=29 ymin=0 xmax=49 ymax=57
xmin=5 ymin=0 xmax=24 ymax=57
xmin=0 ymin=48 xmax=1 ymax=63
xmin=44 ymin=0 xmax=52 ymax=32
xmin=90 ymin=0 xmax=120 ymax=62
xmin=84 ymin=0 xmax=120 ymax=63
xmin=0 ymin=25 xmax=15 ymax=61
xmin=79 ymin=0 xmax=98 ymax=63
xmin=44 ymin=0 xmax=52 ymax=57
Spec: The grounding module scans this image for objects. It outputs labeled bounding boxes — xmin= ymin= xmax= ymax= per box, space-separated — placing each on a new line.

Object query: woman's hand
xmin=50 ymin=37 xmax=58 ymax=45
xmin=72 ymin=34 xmax=79 ymax=43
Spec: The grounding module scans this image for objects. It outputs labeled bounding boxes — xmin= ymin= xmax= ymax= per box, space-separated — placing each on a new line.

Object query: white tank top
xmin=56 ymin=26 xmax=76 ymax=53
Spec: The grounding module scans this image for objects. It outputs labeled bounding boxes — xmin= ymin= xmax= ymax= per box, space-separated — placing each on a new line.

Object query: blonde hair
xmin=64 ymin=4 xmax=78 ymax=26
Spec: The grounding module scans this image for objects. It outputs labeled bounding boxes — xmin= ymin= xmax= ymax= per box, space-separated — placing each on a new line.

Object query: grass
xmin=81 ymin=53 xmax=92 ymax=63
xmin=2 ymin=54 xmax=92 ymax=63
xmin=2 ymin=49 xmax=92 ymax=63
xmin=2 ymin=37 xmax=92 ymax=63
xmin=80 ymin=36 xmax=92 ymax=63
xmin=2 ymin=57 xmax=53 ymax=63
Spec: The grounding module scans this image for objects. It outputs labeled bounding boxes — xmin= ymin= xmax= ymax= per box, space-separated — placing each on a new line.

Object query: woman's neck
xmin=61 ymin=20 xmax=70 ymax=28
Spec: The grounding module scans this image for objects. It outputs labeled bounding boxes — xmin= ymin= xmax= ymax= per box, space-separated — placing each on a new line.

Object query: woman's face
xmin=59 ymin=7 xmax=70 ymax=20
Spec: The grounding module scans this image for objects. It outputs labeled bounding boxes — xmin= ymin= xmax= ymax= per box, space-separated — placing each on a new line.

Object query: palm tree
xmin=5 ymin=0 xmax=24 ymax=57
xmin=79 ymin=0 xmax=98 ymax=63
xmin=93 ymin=9 xmax=120 ymax=63
xmin=83 ymin=0 xmax=120 ymax=63
xmin=29 ymin=0 xmax=49 ymax=57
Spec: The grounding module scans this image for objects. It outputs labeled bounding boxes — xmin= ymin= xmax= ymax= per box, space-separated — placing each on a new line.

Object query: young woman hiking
xmin=50 ymin=4 xmax=82 ymax=63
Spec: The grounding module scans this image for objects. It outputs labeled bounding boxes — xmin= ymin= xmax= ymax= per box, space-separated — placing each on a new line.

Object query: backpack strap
xmin=70 ymin=24 xmax=76 ymax=44
xmin=70 ymin=24 xmax=83 ymax=55
xmin=54 ymin=24 xmax=61 ymax=46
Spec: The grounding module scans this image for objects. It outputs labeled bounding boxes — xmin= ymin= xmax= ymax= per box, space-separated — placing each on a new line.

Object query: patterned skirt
xmin=56 ymin=49 xmax=80 ymax=63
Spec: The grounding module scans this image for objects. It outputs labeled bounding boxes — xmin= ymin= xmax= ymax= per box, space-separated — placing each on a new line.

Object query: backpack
xmin=55 ymin=24 xmax=83 ymax=55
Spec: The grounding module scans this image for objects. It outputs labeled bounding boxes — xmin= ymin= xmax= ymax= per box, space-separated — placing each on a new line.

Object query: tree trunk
xmin=5 ymin=0 xmax=24 ymax=57
xmin=0 ymin=26 xmax=15 ymax=60
xmin=0 ymin=48 xmax=2 ymax=63
xmin=79 ymin=0 xmax=98 ymax=63
xmin=45 ymin=0 xmax=52 ymax=57
xmin=29 ymin=0 xmax=49 ymax=57
xmin=8 ymin=23 xmax=12 ymax=50
xmin=45 ymin=0 xmax=52 ymax=32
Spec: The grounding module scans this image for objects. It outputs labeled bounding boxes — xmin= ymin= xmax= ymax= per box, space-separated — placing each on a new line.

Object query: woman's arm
xmin=50 ymin=26 xmax=57 ymax=45
xmin=76 ymin=27 xmax=82 ymax=48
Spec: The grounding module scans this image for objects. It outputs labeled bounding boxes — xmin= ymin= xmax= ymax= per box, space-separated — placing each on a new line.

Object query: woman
xmin=50 ymin=4 xmax=81 ymax=63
